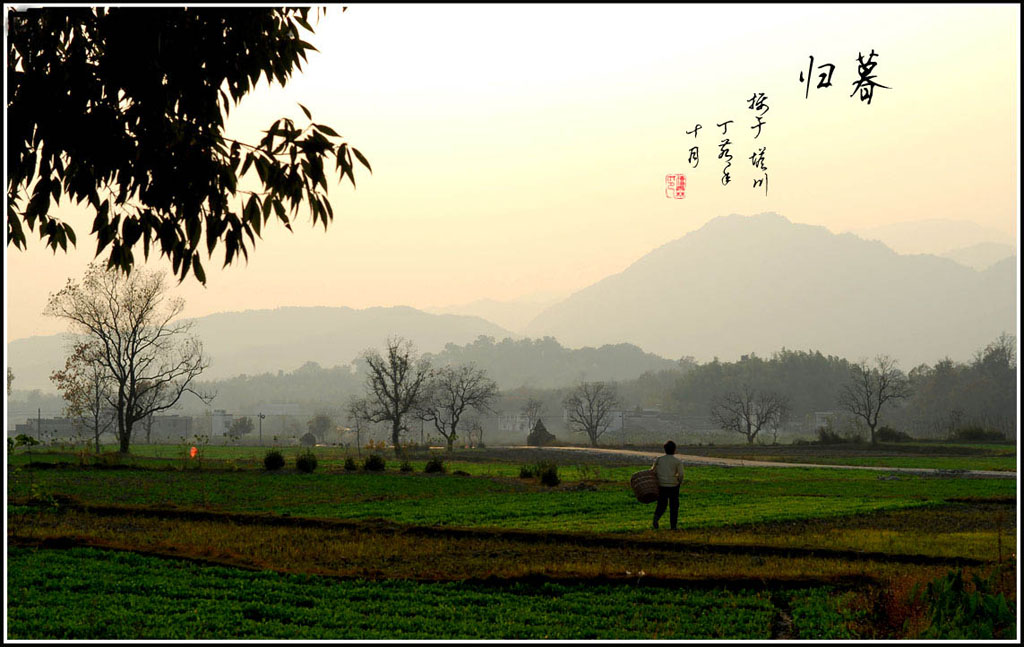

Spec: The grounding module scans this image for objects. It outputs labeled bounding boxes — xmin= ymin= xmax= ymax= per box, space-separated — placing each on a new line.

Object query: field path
xmin=511 ymin=446 xmax=1017 ymax=479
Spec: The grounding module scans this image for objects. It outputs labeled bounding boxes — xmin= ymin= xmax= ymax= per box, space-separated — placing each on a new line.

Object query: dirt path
xmin=509 ymin=446 xmax=1017 ymax=479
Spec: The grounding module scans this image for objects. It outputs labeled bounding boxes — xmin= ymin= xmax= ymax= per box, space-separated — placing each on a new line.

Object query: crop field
xmin=6 ymin=444 xmax=1018 ymax=640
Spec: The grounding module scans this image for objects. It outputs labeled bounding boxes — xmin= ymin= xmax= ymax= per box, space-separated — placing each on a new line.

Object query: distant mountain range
xmin=7 ymin=306 xmax=513 ymax=392
xmin=8 ymin=213 xmax=1017 ymax=392
xmin=425 ymin=292 xmax=565 ymax=334
xmin=938 ymin=242 xmax=1016 ymax=271
xmin=846 ymin=218 xmax=1014 ymax=256
xmin=524 ymin=213 xmax=1016 ymax=367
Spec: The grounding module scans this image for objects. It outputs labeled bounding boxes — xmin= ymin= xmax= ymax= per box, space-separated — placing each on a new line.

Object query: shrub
xmin=424 ymin=456 xmax=446 ymax=473
xmin=536 ymin=461 xmax=560 ymax=487
xmin=295 ymin=451 xmax=318 ymax=473
xmin=263 ymin=449 xmax=285 ymax=471
xmin=913 ymin=568 xmax=1015 ymax=639
xmin=343 ymin=457 xmax=358 ymax=471
xmin=362 ymin=454 xmax=386 ymax=472
xmin=399 ymin=460 xmax=413 ymax=473
xmin=950 ymin=427 xmax=1005 ymax=443
xmin=519 ymin=465 xmax=534 ymax=479
xmin=877 ymin=426 xmax=913 ymax=443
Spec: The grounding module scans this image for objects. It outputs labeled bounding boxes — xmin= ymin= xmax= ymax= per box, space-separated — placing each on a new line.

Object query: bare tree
xmin=418 ymin=364 xmax=499 ymax=453
xmin=838 ymin=355 xmax=912 ymax=445
xmin=346 ymin=397 xmax=370 ymax=457
xmin=50 ymin=340 xmax=115 ymax=453
xmin=360 ymin=337 xmax=432 ymax=456
xmin=563 ymin=381 xmax=619 ymax=447
xmin=709 ymin=385 xmax=790 ymax=445
xmin=521 ymin=397 xmax=544 ymax=434
xmin=44 ymin=263 xmax=212 ymax=453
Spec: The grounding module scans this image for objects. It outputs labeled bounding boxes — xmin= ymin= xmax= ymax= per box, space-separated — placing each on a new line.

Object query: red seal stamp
xmin=665 ymin=174 xmax=686 ymax=199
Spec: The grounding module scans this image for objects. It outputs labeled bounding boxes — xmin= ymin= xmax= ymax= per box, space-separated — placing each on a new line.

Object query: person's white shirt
xmin=652 ymin=454 xmax=683 ymax=487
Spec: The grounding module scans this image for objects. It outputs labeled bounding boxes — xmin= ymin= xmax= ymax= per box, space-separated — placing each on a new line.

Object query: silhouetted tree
xmin=838 ymin=355 xmax=911 ymax=445
xmin=418 ymin=364 xmax=498 ymax=453
xmin=7 ymin=6 xmax=369 ymax=282
xmin=563 ymin=380 xmax=619 ymax=447
xmin=44 ymin=263 xmax=213 ymax=452
xmin=360 ymin=337 xmax=431 ymax=456
xmin=50 ymin=340 xmax=115 ymax=452
xmin=709 ymin=386 xmax=790 ymax=445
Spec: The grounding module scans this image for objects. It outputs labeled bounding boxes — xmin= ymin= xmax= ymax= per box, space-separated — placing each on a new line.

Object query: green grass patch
xmin=7 ymin=546 xmax=788 ymax=639
xmin=8 ymin=463 xmax=1014 ymax=533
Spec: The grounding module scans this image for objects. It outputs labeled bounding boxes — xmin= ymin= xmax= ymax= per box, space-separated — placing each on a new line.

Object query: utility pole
xmin=258 ymin=412 xmax=266 ymax=446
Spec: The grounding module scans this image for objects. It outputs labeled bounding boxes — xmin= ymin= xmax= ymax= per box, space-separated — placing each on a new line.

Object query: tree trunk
xmin=392 ymin=422 xmax=402 ymax=457
xmin=447 ymin=437 xmax=454 ymax=453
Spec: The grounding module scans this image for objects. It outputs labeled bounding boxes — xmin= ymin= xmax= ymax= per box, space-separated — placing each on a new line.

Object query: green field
xmin=8 ymin=545 xmax=870 ymax=640
xmin=6 ymin=445 xmax=1018 ymax=639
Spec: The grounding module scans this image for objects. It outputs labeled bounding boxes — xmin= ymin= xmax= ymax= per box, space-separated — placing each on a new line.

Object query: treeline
xmin=421 ymin=336 xmax=679 ymax=390
xmin=180 ymin=336 xmax=679 ymax=413
xmin=31 ymin=333 xmax=1012 ymax=443
xmin=616 ymin=335 xmax=1016 ymax=440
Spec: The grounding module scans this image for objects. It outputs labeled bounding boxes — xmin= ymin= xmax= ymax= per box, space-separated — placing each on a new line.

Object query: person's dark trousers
xmin=652 ymin=485 xmax=680 ymax=529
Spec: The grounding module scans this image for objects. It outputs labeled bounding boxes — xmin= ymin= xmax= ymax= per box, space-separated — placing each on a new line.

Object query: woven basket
xmin=630 ymin=470 xmax=660 ymax=504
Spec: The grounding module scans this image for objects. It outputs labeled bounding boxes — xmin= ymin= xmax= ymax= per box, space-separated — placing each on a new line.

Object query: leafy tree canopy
xmin=7 ymin=6 xmax=369 ymax=283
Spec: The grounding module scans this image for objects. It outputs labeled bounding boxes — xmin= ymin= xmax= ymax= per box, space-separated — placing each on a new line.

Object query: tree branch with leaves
xmin=7 ymin=6 xmax=369 ymax=283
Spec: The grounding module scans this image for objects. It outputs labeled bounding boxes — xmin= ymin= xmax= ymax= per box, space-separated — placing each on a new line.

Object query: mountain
xmin=524 ymin=213 xmax=1017 ymax=367
xmin=939 ymin=242 xmax=1015 ymax=271
xmin=425 ymin=292 xmax=566 ymax=334
xmin=846 ymin=219 xmax=1013 ymax=256
xmin=7 ymin=306 xmax=512 ymax=392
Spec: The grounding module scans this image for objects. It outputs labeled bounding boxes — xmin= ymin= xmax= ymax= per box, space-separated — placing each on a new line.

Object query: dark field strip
xmin=10 ymin=496 xmax=997 ymax=567
xmin=8 ymin=534 xmax=880 ymax=593
xmin=7 ymin=545 xmax=867 ymax=639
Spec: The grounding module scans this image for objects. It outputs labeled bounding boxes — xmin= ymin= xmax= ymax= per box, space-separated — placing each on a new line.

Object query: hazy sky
xmin=5 ymin=3 xmax=1020 ymax=342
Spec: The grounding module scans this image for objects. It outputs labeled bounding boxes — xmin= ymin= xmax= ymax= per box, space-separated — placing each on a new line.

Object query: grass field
xmin=6 ymin=443 xmax=1018 ymax=639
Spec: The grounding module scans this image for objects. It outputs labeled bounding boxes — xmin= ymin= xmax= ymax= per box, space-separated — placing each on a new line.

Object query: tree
xmin=44 ymin=263 xmax=212 ymax=453
xmin=227 ymin=416 xmax=254 ymax=442
xmin=837 ymin=355 xmax=911 ymax=445
xmin=346 ymin=397 xmax=369 ymax=457
xmin=6 ymin=367 xmax=13 ymax=396
xmin=521 ymin=397 xmax=544 ymax=434
xmin=50 ymin=340 xmax=115 ymax=453
xmin=562 ymin=381 xmax=619 ymax=447
xmin=360 ymin=337 xmax=432 ymax=457
xmin=7 ymin=6 xmax=370 ymax=283
xmin=709 ymin=386 xmax=790 ymax=445
xmin=418 ymin=364 xmax=499 ymax=453
xmin=307 ymin=413 xmax=333 ymax=443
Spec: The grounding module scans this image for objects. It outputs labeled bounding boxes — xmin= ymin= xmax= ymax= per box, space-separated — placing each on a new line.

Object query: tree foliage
xmin=417 ymin=364 xmax=499 ymax=452
xmin=227 ymin=415 xmax=254 ymax=441
xmin=306 ymin=412 xmax=333 ymax=443
xmin=562 ymin=380 xmax=619 ymax=447
xmin=359 ymin=337 xmax=432 ymax=456
xmin=44 ymin=263 xmax=212 ymax=452
xmin=49 ymin=340 xmax=115 ymax=452
xmin=708 ymin=385 xmax=790 ymax=445
xmin=7 ymin=6 xmax=369 ymax=282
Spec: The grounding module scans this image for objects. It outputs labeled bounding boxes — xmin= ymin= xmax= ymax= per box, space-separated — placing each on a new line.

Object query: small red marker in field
xmin=190 ymin=446 xmax=198 ymax=459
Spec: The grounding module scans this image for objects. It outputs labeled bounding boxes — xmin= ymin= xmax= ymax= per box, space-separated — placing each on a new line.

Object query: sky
xmin=4 ymin=3 xmax=1020 ymax=342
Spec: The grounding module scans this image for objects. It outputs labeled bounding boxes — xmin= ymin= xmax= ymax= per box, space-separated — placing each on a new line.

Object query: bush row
xmin=263 ymin=451 xmax=452 ymax=475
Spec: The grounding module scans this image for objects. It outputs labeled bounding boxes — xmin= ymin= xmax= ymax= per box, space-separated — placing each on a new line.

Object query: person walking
xmin=651 ymin=440 xmax=684 ymax=530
